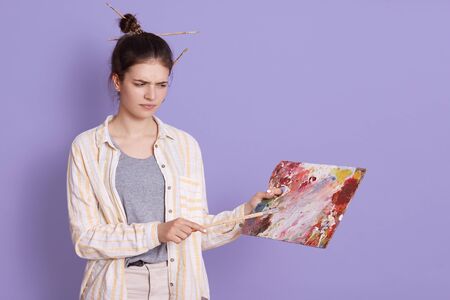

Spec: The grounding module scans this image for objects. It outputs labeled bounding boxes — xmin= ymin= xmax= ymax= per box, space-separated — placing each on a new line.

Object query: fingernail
xmin=267 ymin=189 xmax=271 ymax=193
xmin=203 ymin=229 xmax=207 ymax=233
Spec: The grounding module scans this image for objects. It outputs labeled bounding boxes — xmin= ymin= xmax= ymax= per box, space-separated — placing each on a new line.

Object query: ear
xmin=111 ymin=73 xmax=121 ymax=92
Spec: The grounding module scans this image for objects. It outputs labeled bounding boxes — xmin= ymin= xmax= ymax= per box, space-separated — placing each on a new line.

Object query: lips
xmin=140 ymin=104 xmax=156 ymax=110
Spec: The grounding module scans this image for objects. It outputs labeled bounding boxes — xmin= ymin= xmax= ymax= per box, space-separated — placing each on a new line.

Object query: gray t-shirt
xmin=111 ymin=137 xmax=168 ymax=267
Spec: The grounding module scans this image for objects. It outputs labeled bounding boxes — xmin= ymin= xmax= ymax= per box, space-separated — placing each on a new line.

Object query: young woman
xmin=66 ymin=13 xmax=282 ymax=300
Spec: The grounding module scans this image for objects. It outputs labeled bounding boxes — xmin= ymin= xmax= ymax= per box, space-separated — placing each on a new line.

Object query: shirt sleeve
xmin=66 ymin=141 xmax=162 ymax=260
xmin=193 ymin=140 xmax=247 ymax=251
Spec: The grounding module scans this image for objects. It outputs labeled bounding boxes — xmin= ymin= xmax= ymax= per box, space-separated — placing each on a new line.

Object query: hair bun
xmin=119 ymin=13 xmax=142 ymax=34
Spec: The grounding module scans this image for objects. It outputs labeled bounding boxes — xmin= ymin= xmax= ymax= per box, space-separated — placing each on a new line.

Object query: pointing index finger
xmin=184 ymin=219 xmax=207 ymax=233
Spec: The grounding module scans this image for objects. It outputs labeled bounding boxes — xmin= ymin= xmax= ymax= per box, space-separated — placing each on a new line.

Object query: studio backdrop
xmin=1 ymin=0 xmax=449 ymax=299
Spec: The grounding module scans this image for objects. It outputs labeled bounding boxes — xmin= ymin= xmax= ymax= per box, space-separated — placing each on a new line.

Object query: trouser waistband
xmin=127 ymin=260 xmax=168 ymax=268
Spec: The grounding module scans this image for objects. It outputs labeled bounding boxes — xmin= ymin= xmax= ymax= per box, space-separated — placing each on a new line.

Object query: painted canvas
xmin=241 ymin=161 xmax=366 ymax=248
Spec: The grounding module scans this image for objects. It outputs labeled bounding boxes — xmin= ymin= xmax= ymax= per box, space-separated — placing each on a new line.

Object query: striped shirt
xmin=66 ymin=114 xmax=246 ymax=300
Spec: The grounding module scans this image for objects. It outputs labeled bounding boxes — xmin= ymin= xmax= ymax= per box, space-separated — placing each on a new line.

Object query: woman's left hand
xmin=244 ymin=187 xmax=283 ymax=215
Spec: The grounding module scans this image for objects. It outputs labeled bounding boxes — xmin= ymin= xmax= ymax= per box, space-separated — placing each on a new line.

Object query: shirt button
xmin=154 ymin=144 xmax=158 ymax=148
xmin=170 ymin=258 xmax=174 ymax=262
xmin=239 ymin=223 xmax=243 ymax=227
xmin=168 ymin=209 xmax=173 ymax=213
xmin=161 ymin=164 xmax=165 ymax=168
xmin=170 ymin=282 xmax=174 ymax=287
xmin=167 ymin=186 xmax=172 ymax=190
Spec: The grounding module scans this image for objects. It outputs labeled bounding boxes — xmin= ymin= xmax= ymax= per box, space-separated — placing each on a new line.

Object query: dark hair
xmin=108 ymin=13 xmax=174 ymax=98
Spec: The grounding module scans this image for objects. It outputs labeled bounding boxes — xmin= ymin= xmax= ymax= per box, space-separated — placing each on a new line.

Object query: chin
xmin=141 ymin=107 xmax=159 ymax=116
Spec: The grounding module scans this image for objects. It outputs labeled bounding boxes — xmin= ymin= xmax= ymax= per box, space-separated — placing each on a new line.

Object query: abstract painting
xmin=241 ymin=161 xmax=366 ymax=248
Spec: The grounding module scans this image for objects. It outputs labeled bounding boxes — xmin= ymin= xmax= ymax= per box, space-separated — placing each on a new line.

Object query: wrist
xmin=244 ymin=202 xmax=254 ymax=215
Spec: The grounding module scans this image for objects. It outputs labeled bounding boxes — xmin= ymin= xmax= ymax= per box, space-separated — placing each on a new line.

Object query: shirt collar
xmin=95 ymin=114 xmax=175 ymax=149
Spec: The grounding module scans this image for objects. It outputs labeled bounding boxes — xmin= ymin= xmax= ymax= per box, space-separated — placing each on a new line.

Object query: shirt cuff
xmin=236 ymin=202 xmax=246 ymax=228
xmin=144 ymin=221 xmax=162 ymax=249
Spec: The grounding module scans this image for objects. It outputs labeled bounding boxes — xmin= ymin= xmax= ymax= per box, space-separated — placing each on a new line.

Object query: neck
xmin=109 ymin=110 xmax=158 ymax=138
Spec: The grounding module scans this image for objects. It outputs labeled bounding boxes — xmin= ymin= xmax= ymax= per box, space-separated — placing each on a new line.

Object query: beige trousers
xmin=125 ymin=261 xmax=170 ymax=300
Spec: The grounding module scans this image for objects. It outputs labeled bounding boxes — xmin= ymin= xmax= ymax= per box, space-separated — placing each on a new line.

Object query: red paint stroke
xmin=332 ymin=177 xmax=359 ymax=215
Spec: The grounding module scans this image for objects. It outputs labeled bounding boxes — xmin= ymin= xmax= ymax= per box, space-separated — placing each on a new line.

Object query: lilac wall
xmin=2 ymin=0 xmax=449 ymax=299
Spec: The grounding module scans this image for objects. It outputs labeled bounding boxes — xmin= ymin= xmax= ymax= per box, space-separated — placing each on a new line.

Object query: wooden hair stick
xmin=105 ymin=2 xmax=126 ymax=19
xmin=158 ymin=31 xmax=199 ymax=36
xmin=204 ymin=207 xmax=279 ymax=229
xmin=173 ymin=48 xmax=188 ymax=66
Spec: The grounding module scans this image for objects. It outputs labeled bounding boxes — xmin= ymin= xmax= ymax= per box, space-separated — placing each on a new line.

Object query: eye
xmin=134 ymin=82 xmax=145 ymax=87
xmin=158 ymin=83 xmax=168 ymax=88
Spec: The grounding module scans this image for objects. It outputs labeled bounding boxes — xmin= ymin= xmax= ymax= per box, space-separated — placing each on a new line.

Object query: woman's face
xmin=112 ymin=60 xmax=170 ymax=118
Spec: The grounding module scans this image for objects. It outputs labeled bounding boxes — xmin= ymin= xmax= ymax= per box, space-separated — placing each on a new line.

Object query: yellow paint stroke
xmin=333 ymin=169 xmax=353 ymax=184
xmin=353 ymin=169 xmax=364 ymax=181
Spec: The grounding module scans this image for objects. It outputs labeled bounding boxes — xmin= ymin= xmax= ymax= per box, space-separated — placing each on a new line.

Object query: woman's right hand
xmin=157 ymin=218 xmax=207 ymax=244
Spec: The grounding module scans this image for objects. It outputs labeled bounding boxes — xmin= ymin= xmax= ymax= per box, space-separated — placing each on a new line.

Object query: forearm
xmin=70 ymin=221 xmax=162 ymax=260
xmin=201 ymin=202 xmax=246 ymax=251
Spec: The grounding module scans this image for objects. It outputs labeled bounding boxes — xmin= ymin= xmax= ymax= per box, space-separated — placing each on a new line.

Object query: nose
xmin=144 ymin=84 xmax=156 ymax=101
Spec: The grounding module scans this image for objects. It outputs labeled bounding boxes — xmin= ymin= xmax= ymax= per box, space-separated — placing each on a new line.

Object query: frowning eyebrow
xmin=133 ymin=79 xmax=169 ymax=84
